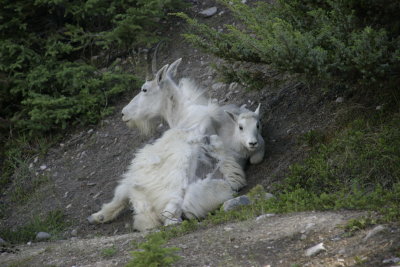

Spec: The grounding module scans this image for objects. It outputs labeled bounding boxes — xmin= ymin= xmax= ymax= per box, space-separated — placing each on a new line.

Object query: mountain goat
xmin=88 ymin=128 xmax=244 ymax=230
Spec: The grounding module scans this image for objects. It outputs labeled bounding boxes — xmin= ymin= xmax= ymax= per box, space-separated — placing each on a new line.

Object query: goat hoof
xmin=87 ymin=214 xmax=104 ymax=224
xmin=87 ymin=215 xmax=96 ymax=224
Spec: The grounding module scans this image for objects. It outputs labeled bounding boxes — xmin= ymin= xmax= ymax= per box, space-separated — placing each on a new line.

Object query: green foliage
xmin=0 ymin=210 xmax=67 ymax=244
xmin=126 ymin=234 xmax=181 ymax=267
xmin=0 ymin=0 xmax=186 ymax=190
xmin=176 ymin=0 xmax=400 ymax=92
xmin=101 ymin=246 xmax=118 ymax=258
xmin=342 ymin=216 xmax=377 ymax=236
xmin=1 ymin=0 xmax=185 ymax=136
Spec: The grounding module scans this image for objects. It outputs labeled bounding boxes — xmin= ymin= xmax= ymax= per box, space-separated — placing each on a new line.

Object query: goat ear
xmin=254 ymin=103 xmax=261 ymax=116
xmin=225 ymin=110 xmax=238 ymax=123
xmin=167 ymin=58 xmax=182 ymax=78
xmin=155 ymin=64 xmax=169 ymax=86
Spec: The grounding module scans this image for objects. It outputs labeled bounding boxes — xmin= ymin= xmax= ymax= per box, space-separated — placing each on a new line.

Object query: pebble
xmin=305 ymin=242 xmax=326 ymax=256
xmin=222 ymin=195 xmax=251 ymax=211
xmin=40 ymin=165 xmax=47 ymax=170
xmin=212 ymin=82 xmax=226 ymax=91
xmin=71 ymin=229 xmax=78 ymax=237
xmin=199 ymin=7 xmax=218 ymax=17
xmin=335 ymin=97 xmax=344 ymax=103
xmin=363 ymin=225 xmax=386 ymax=241
xmin=264 ymin=193 xmax=275 ymax=200
xmin=36 ymin=232 xmax=51 ymax=241
xmin=0 ymin=237 xmax=6 ymax=246
xmin=255 ymin=214 xmax=275 ymax=221
xmin=382 ymin=257 xmax=400 ymax=264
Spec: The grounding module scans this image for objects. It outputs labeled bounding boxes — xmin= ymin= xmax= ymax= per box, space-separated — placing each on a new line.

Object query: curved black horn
xmin=151 ymin=41 xmax=164 ymax=75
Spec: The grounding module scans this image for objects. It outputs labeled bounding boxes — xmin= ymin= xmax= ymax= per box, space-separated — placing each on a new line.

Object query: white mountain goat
xmin=122 ymin=58 xmax=265 ymax=168
xmin=88 ymin=128 xmax=243 ymax=230
xmin=220 ymin=104 xmax=265 ymax=166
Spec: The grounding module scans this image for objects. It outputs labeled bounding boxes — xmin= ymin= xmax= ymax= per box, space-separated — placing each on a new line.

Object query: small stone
xmin=241 ymin=0 xmax=247 ymax=3
xmin=229 ymin=82 xmax=239 ymax=91
xmin=305 ymin=242 xmax=326 ymax=256
xmin=264 ymin=193 xmax=275 ymax=200
xmin=255 ymin=214 xmax=275 ymax=221
xmin=93 ymin=191 xmax=102 ymax=199
xmin=224 ymin=227 xmax=233 ymax=232
xmin=382 ymin=257 xmax=400 ymax=264
xmin=87 ymin=129 xmax=94 ymax=134
xmin=71 ymin=229 xmax=78 ymax=237
xmin=39 ymin=165 xmax=47 ymax=170
xmin=376 ymin=105 xmax=383 ymax=110
xmin=66 ymin=204 xmax=72 ymax=209
xmin=335 ymin=97 xmax=344 ymax=103
xmin=34 ymin=157 xmax=38 ymax=163
xmin=199 ymin=6 xmax=218 ymax=17
xmin=301 ymin=223 xmax=316 ymax=234
xmin=36 ymin=232 xmax=51 ymax=241
xmin=222 ymin=195 xmax=251 ymax=211
xmin=212 ymin=82 xmax=226 ymax=91
xmin=29 ymin=163 xmax=34 ymax=169
xmin=27 ymin=241 xmax=32 ymax=246
xmin=364 ymin=225 xmax=386 ymax=241
xmin=86 ymin=182 xmax=96 ymax=186
xmin=64 ymin=191 xmax=69 ymax=198
xmin=0 ymin=237 xmax=6 ymax=246
xmin=60 ymin=143 xmax=65 ymax=148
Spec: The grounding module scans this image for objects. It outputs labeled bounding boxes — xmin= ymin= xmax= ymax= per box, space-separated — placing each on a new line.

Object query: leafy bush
xmin=0 ymin=0 xmax=186 ymax=189
xmin=0 ymin=0 xmax=185 ymax=136
xmin=127 ymin=234 xmax=181 ymax=267
xmin=176 ymin=0 xmax=400 ymax=92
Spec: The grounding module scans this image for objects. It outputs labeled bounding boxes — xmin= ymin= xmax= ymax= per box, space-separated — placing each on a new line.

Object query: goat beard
xmin=126 ymin=118 xmax=158 ymax=136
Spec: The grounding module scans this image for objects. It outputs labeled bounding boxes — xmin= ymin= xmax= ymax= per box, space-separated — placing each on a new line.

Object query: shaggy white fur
xmin=88 ymin=129 xmax=244 ymax=231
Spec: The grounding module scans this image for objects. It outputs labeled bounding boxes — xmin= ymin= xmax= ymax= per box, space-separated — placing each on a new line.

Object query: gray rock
xmin=222 ymin=195 xmax=251 ymax=211
xmin=0 ymin=237 xmax=6 ymax=246
xmin=305 ymin=242 xmax=326 ymax=256
xmin=212 ymin=82 xmax=227 ymax=91
xmin=199 ymin=7 xmax=218 ymax=17
xmin=71 ymin=229 xmax=78 ymax=237
xmin=363 ymin=225 xmax=386 ymax=241
xmin=264 ymin=193 xmax=275 ymax=200
xmin=36 ymin=232 xmax=51 ymax=241
xmin=382 ymin=257 xmax=400 ymax=264
xmin=255 ymin=214 xmax=275 ymax=221
xmin=335 ymin=97 xmax=344 ymax=103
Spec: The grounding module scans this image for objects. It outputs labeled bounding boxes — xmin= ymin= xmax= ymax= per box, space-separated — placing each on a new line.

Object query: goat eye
xmin=142 ymin=88 xmax=147 ymax=93
xmin=239 ymin=126 xmax=243 ymax=131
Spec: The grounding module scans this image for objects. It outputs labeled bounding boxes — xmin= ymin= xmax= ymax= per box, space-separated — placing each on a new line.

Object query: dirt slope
xmin=2 ymin=211 xmax=399 ymax=267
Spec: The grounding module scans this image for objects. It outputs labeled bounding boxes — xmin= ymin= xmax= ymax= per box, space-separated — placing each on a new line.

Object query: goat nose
xmin=249 ymin=141 xmax=258 ymax=147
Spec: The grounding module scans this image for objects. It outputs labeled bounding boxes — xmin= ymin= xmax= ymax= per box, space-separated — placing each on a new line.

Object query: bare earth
xmin=1 ymin=1 xmax=400 ymax=266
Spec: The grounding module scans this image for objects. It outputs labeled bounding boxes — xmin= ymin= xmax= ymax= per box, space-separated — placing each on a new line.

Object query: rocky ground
xmin=1 ymin=1 xmax=400 ymax=266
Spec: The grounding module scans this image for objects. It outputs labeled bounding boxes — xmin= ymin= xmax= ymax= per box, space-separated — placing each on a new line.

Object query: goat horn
xmin=152 ymin=41 xmax=165 ymax=74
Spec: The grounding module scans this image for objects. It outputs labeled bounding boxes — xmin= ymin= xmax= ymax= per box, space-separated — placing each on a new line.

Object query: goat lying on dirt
xmin=88 ymin=128 xmax=243 ymax=230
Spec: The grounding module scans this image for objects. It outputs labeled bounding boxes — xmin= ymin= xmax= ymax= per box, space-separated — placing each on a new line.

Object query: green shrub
xmin=0 ymin=0 xmax=186 ymax=136
xmin=127 ymin=234 xmax=181 ymax=267
xmin=0 ymin=0 xmax=186 ymax=189
xmin=175 ymin=0 xmax=400 ymax=92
